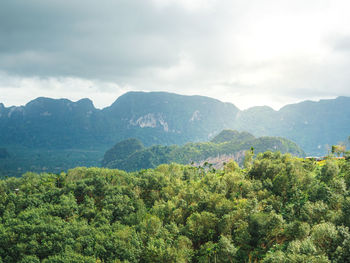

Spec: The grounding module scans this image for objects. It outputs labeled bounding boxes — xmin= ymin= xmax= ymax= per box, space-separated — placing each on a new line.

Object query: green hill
xmin=101 ymin=138 xmax=145 ymax=167
xmin=210 ymin=129 xmax=255 ymax=144
xmin=102 ymin=130 xmax=305 ymax=171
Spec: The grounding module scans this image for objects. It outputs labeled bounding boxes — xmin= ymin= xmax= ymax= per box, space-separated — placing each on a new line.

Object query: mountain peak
xmin=24 ymin=97 xmax=96 ymax=111
xmin=76 ymin=98 xmax=95 ymax=110
xmin=211 ymin=129 xmax=255 ymax=144
xmin=243 ymin=105 xmax=275 ymax=113
xmin=25 ymin=97 xmax=71 ymax=107
xmin=109 ymin=91 xmax=236 ymax=108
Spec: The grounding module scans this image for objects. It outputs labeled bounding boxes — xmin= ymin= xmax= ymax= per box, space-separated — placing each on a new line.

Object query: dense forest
xmin=1 ymin=151 xmax=350 ymax=262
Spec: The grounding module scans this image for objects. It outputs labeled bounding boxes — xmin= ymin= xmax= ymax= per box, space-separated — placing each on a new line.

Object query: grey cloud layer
xmin=1 ymin=0 xmax=350 ymax=109
xmin=0 ymin=0 xmax=217 ymax=79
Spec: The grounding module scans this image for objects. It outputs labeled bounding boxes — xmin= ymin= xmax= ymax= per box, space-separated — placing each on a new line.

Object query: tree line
xmin=1 ymin=151 xmax=350 ymax=262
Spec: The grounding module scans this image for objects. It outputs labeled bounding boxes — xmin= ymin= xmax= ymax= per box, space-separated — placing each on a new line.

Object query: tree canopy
xmin=1 ymin=152 xmax=350 ymax=262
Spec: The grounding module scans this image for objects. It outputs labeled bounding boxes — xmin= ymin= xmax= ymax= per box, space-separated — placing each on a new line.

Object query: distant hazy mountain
xmin=102 ymin=130 xmax=305 ymax=172
xmin=1 ymin=92 xmax=349 ymax=156
xmin=234 ymin=96 xmax=350 ymax=154
xmin=0 ymin=92 xmax=239 ymax=149
xmin=102 ymin=91 xmax=239 ymax=145
xmin=0 ymin=97 xmax=104 ymax=148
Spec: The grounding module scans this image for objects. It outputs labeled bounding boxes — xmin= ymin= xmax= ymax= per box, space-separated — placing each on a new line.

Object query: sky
xmin=1 ymin=0 xmax=350 ymax=110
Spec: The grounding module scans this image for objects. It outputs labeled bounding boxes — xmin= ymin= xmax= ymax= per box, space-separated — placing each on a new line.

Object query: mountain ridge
xmin=1 ymin=91 xmax=349 ymax=155
xmin=1 ymin=92 xmax=346 ymax=111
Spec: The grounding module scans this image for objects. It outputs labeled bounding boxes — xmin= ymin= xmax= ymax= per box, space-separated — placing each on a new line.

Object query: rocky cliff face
xmin=193 ymin=151 xmax=246 ymax=170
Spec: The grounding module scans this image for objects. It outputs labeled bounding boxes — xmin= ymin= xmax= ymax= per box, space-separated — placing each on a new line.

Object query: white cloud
xmin=0 ymin=72 xmax=130 ymax=108
xmin=1 ymin=0 xmax=350 ymax=109
xmin=150 ymin=53 xmax=196 ymax=82
xmin=151 ymin=0 xmax=214 ymax=11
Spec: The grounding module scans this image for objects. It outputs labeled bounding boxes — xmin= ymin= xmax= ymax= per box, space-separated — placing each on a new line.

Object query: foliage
xmin=1 ymin=152 xmax=350 ymax=262
xmin=210 ymin=130 xmax=254 ymax=144
xmin=0 ymin=146 xmax=104 ymax=177
xmin=102 ymin=138 xmax=144 ymax=167
xmin=332 ymin=144 xmax=346 ymax=157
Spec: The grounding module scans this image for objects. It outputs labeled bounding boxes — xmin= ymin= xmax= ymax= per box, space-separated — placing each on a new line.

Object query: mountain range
xmin=1 ymin=91 xmax=349 ymax=156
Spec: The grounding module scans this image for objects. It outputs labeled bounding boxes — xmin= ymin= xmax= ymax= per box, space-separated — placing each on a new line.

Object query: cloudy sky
xmin=1 ymin=0 xmax=350 ymax=109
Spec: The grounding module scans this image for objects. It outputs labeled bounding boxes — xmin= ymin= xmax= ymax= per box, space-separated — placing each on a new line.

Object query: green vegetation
xmin=102 ymin=138 xmax=145 ymax=167
xmin=1 ymin=152 xmax=350 ymax=262
xmin=210 ymin=129 xmax=255 ymax=144
xmin=332 ymin=144 xmax=347 ymax=157
xmin=102 ymin=130 xmax=305 ymax=171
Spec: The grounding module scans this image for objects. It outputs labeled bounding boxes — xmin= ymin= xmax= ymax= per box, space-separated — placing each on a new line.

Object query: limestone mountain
xmin=0 ymin=97 xmax=104 ymax=148
xmin=1 ymin=92 xmax=349 ymax=154
xmin=102 ymin=91 xmax=239 ymax=145
xmin=1 ymin=91 xmax=349 ymax=175
xmin=235 ymin=96 xmax=350 ymax=154
xmin=0 ymin=92 xmax=239 ymax=149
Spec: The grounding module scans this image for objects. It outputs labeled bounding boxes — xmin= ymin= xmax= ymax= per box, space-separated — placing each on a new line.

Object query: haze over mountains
xmin=1 ymin=91 xmax=349 ymax=156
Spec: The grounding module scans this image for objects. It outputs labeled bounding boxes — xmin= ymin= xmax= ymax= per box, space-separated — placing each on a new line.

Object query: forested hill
xmin=102 ymin=130 xmax=305 ymax=171
xmin=1 ymin=153 xmax=350 ymax=262
xmin=0 ymin=92 xmax=349 ymax=155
